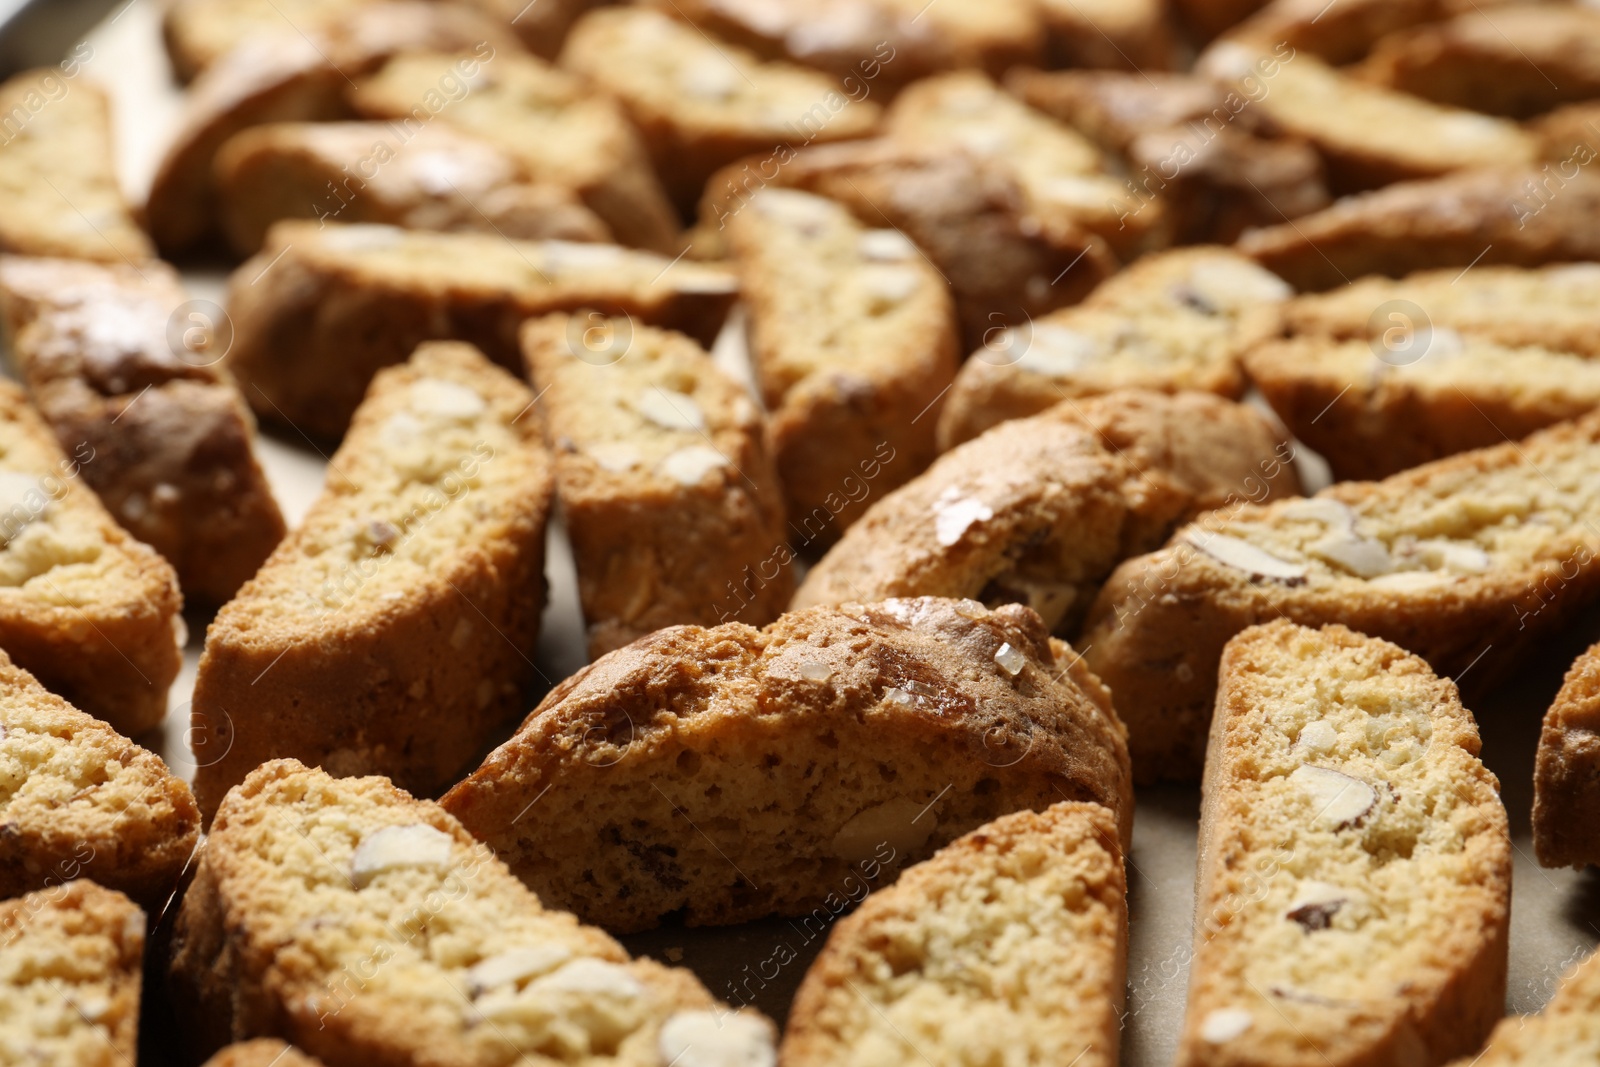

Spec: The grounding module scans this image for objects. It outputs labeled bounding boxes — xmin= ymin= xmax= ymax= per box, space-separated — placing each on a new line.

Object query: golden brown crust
xmin=1533 ymin=643 xmax=1600 ymax=868
xmin=1179 ymin=621 xmax=1509 ymax=1067
xmin=222 ymin=221 xmax=737 ymax=441
xmin=780 ymin=801 xmax=1127 ymax=1067
xmin=1217 ymin=0 xmax=1531 ymax=66
xmin=202 ymin=1040 xmax=329 ymax=1067
xmin=1082 ymin=412 xmax=1600 ymax=781
xmin=1452 ymin=949 xmax=1600 ymax=1064
xmin=522 ymin=314 xmax=791 ymax=658
xmin=190 ymin=342 xmax=553 ymax=820
xmin=0 ymin=255 xmax=285 ymax=605
xmin=799 ymin=391 xmax=1300 ymax=636
xmin=442 ymin=598 xmax=1132 ymax=933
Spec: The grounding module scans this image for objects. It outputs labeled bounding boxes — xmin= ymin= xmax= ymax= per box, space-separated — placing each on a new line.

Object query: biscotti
xmin=1534 ymin=101 xmax=1600 ymax=163
xmin=0 ymin=71 xmax=152 ymax=264
xmin=723 ymin=187 xmax=958 ymax=545
xmin=190 ymin=342 xmax=552 ymax=820
xmin=161 ymin=0 xmax=365 ymax=82
xmin=1038 ymin=0 xmax=1175 ymax=70
xmin=1172 ymin=0 xmax=1270 ymax=42
xmin=170 ymin=759 xmax=771 ymax=1065
xmin=1178 ymin=621 xmax=1509 ymax=1067
xmin=0 ymin=880 xmax=145 ymax=1067
xmin=466 ymin=0 xmax=603 ymax=57
xmin=1357 ymin=7 xmax=1600 ymax=119
xmin=223 ymin=221 xmax=737 ymax=441
xmin=1008 ymin=68 xmax=1331 ymax=243
xmin=1081 ymin=411 xmax=1600 ymax=781
xmin=700 ymin=139 xmax=1118 ymax=348
xmin=883 ymin=71 xmax=1162 ymax=259
xmin=1236 ymin=167 xmax=1600 ymax=291
xmin=0 ymin=255 xmax=285 ymax=605
xmin=1244 ymin=334 xmax=1600 ymax=481
xmin=349 ymin=49 xmax=680 ymax=252
xmin=798 ymin=391 xmax=1299 ymax=636
xmin=1533 ymin=642 xmax=1600 ymax=868
xmin=937 ymin=246 xmax=1291 ymax=448
xmin=1449 ymin=948 xmax=1600 ymax=1064
xmin=0 ymin=648 xmax=197 ymax=915
xmin=214 ymin=122 xmax=611 ymax=253
xmin=0 ymin=382 xmax=181 ymax=736
xmin=203 ymin=1040 xmax=327 ymax=1067
xmin=1217 ymin=0 xmax=1526 ymax=66
xmin=521 ymin=314 xmax=791 ymax=658
xmin=1197 ymin=42 xmax=1537 ymax=193
xmin=560 ymin=7 xmax=882 ymax=214
xmin=442 ymin=597 xmax=1133 ymax=932
xmin=781 ymin=801 xmax=1127 ymax=1067
xmin=145 ymin=4 xmax=520 ymax=255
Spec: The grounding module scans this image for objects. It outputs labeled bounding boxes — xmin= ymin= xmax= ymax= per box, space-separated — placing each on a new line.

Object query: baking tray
xmin=4 ymin=3 xmax=1597 ymax=1063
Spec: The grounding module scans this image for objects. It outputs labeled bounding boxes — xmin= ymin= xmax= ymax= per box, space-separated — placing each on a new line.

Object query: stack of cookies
xmin=2 ymin=0 xmax=1600 ymax=1062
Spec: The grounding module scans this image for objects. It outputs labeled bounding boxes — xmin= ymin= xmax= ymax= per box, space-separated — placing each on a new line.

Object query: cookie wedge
xmin=0 ymin=880 xmax=145 ymax=1067
xmin=1197 ymin=42 xmax=1536 ymax=193
xmin=1235 ymin=167 xmax=1600 ymax=291
xmin=521 ymin=314 xmax=791 ymax=659
xmin=559 ymin=7 xmax=882 ymax=214
xmin=0 ymin=382 xmax=182 ymax=736
xmin=1533 ymin=642 xmax=1600 ymax=868
xmin=724 ymin=187 xmax=957 ymax=545
xmin=1449 ymin=949 xmax=1600 ymax=1064
xmin=0 ymin=256 xmax=285 ymax=605
xmin=349 ymin=49 xmax=680 ymax=253
xmin=169 ymin=759 xmax=773 ymax=1066
xmin=214 ymin=122 xmax=611 ymax=254
xmin=799 ymin=392 xmax=1300 ymax=636
xmin=190 ymin=342 xmax=552 ymax=820
xmin=0 ymin=648 xmax=198 ymax=912
xmin=0 ymin=70 xmax=152 ymax=265
xmin=442 ymin=598 xmax=1133 ymax=932
xmin=223 ymin=221 xmax=737 ymax=441
xmin=1081 ymin=411 xmax=1600 ymax=781
xmin=203 ymin=1041 xmax=327 ymax=1067
xmin=781 ymin=802 xmax=1127 ymax=1067
xmin=936 ymin=246 xmax=1291 ymax=448
xmin=145 ymin=4 xmax=519 ymax=256
xmin=1178 ymin=621 xmax=1509 ymax=1067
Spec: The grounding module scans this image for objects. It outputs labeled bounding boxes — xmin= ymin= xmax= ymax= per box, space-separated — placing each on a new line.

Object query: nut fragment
xmin=1016 ymin=323 xmax=1100 ymax=375
xmin=0 ymin=471 xmax=47 ymax=543
xmin=658 ymin=1010 xmax=777 ymax=1067
xmin=658 ymin=445 xmax=728 ymax=486
xmin=466 ymin=946 xmax=573 ymax=996
xmin=1295 ymin=720 xmax=1338 ymax=755
xmin=1309 ymin=532 xmax=1393 ymax=578
xmin=832 ymin=797 xmax=932 ymax=864
xmin=857 ymin=229 xmax=917 ymax=262
xmin=350 ymin=823 xmax=455 ymax=886
xmin=1186 ymin=533 xmax=1308 ymax=583
xmin=1280 ymin=498 xmax=1356 ymax=528
xmin=410 ymin=378 xmax=487 ymax=422
xmin=1199 ymin=1008 xmax=1253 ymax=1043
xmin=1285 ymin=880 xmax=1349 ymax=932
xmin=932 ymin=487 xmax=992 ymax=546
xmin=993 ymin=642 xmax=1026 ymax=677
xmin=1289 ymin=765 xmax=1378 ymax=830
xmin=637 ymin=389 xmax=706 ymax=432
xmin=798 ymin=661 xmax=834 ymax=683
xmin=528 ymin=959 xmax=644 ymax=1000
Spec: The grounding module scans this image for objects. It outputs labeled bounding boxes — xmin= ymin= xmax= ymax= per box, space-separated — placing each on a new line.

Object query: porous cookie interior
xmin=222 ymin=343 xmax=540 ymax=619
xmin=734 ymin=188 xmax=946 ymax=403
xmin=0 ymin=883 xmax=143 ymax=1067
xmin=800 ymin=805 xmax=1123 ymax=1067
xmin=1194 ymin=624 xmax=1504 ymax=1051
xmin=1181 ymin=423 xmax=1600 ymax=592
xmin=207 ymin=763 xmax=723 ymax=1066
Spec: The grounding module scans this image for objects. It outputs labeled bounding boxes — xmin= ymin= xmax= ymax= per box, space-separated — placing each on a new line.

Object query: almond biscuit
xmin=1533 ymin=642 xmax=1600 ymax=868
xmin=203 ymin=1040 xmax=327 ymax=1067
xmin=1449 ymin=948 xmax=1600 ymax=1064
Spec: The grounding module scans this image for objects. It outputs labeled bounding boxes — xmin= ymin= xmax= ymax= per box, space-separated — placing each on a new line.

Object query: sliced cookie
xmin=1450 ymin=948 xmax=1600 ymax=1064
xmin=0 ymin=880 xmax=145 ymax=1067
xmin=0 ymin=648 xmax=198 ymax=912
xmin=1081 ymin=411 xmax=1600 ymax=781
xmin=349 ymin=49 xmax=680 ymax=252
xmin=222 ymin=220 xmax=736 ymax=441
xmin=1179 ymin=621 xmax=1508 ymax=1067
xmin=559 ymin=7 xmax=882 ymax=214
xmin=162 ymin=0 xmax=366 ymax=82
xmin=0 ymin=382 xmax=182 ymax=736
xmin=724 ymin=187 xmax=958 ymax=545
xmin=190 ymin=342 xmax=552 ymax=820
xmin=781 ymin=801 xmax=1127 ymax=1067
xmin=214 ymin=122 xmax=611 ymax=254
xmin=441 ymin=597 xmax=1133 ymax=932
xmin=1236 ymin=166 xmax=1600 ymax=291
xmin=0 ymin=71 xmax=152 ymax=264
xmin=937 ymin=246 xmax=1291 ymax=448
xmin=522 ymin=313 xmax=791 ymax=658
xmin=799 ymin=391 xmax=1299 ymax=636
xmin=0 ymin=255 xmax=285 ymax=605
xmin=203 ymin=1040 xmax=327 ymax=1067
xmin=169 ymin=758 xmax=772 ymax=1066
xmin=146 ymin=3 xmax=521 ymax=256
xmin=1216 ymin=0 xmax=1523 ymax=66
xmin=1533 ymin=642 xmax=1600 ymax=868
xmin=1037 ymin=0 xmax=1176 ymax=71
xmin=1197 ymin=41 xmax=1536 ymax=193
